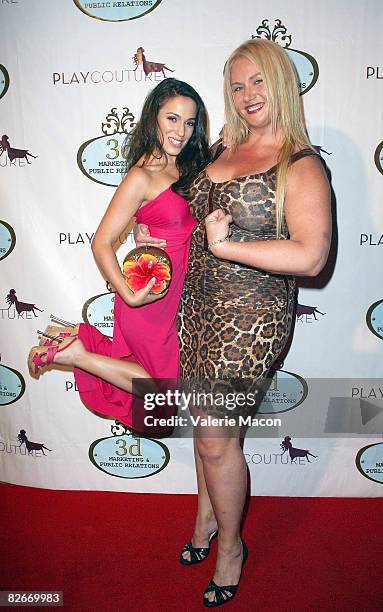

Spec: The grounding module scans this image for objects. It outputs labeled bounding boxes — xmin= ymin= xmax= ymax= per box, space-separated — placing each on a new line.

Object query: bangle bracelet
xmin=208 ymin=237 xmax=228 ymax=250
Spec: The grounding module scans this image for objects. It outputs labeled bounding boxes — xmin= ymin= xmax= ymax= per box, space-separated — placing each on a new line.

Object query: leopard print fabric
xmin=178 ymin=149 xmax=316 ymax=417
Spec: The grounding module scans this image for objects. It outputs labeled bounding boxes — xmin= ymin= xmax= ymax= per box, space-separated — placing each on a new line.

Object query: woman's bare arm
xmin=206 ymin=156 xmax=331 ymax=276
xmin=91 ymin=167 xmax=164 ymax=305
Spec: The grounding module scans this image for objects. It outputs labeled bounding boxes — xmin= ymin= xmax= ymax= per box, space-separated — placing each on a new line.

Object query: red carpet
xmin=1 ymin=484 xmax=382 ymax=611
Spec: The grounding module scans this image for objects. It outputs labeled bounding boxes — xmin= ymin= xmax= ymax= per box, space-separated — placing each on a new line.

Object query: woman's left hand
xmin=205 ymin=208 xmax=232 ymax=247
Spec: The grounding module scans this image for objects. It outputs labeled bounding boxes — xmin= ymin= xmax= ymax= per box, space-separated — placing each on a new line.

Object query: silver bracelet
xmin=208 ymin=237 xmax=229 ymax=250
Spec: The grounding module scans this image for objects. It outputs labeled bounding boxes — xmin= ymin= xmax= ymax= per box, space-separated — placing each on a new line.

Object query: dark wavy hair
xmin=125 ymin=78 xmax=210 ymax=195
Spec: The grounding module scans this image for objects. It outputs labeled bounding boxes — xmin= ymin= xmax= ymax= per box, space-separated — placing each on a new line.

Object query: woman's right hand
xmin=135 ymin=223 xmax=167 ymax=249
xmin=125 ymin=277 xmax=168 ymax=307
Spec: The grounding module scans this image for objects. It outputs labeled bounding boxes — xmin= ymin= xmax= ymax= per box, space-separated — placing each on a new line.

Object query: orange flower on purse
xmin=122 ymin=246 xmax=172 ymax=295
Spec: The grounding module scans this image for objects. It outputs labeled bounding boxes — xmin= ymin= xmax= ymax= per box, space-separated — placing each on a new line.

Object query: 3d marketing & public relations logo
xmin=356 ymin=442 xmax=383 ymax=484
xmin=0 ymin=64 xmax=10 ymax=99
xmin=374 ymin=141 xmax=383 ymax=175
xmin=0 ymin=220 xmax=16 ymax=261
xmin=82 ymin=287 xmax=115 ymax=337
xmin=77 ymin=107 xmax=136 ymax=187
xmin=366 ymin=299 xmax=383 ymax=340
xmin=89 ymin=421 xmax=170 ymax=478
xmin=252 ymin=19 xmax=319 ymax=95
xmin=257 ymin=369 xmax=308 ymax=415
xmin=0 ymin=359 xmax=25 ymax=406
xmin=73 ymin=0 xmax=163 ymax=22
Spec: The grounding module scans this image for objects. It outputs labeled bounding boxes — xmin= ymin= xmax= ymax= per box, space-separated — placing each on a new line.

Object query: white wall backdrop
xmin=1 ymin=0 xmax=382 ymax=496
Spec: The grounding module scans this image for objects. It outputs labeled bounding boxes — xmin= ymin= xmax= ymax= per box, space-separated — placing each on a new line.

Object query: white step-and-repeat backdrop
xmin=1 ymin=0 xmax=382 ymax=496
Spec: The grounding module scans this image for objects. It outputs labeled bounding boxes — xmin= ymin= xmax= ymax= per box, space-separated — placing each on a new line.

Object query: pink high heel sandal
xmin=28 ymin=332 xmax=78 ymax=378
xmin=38 ymin=315 xmax=79 ymax=347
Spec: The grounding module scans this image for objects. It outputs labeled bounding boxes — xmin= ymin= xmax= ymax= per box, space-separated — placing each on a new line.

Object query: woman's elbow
xmin=91 ymin=233 xmax=108 ymax=256
xmin=305 ymin=247 xmax=330 ymax=277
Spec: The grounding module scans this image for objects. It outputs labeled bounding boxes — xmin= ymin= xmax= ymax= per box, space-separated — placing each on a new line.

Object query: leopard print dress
xmin=178 ymin=148 xmax=316 ymax=417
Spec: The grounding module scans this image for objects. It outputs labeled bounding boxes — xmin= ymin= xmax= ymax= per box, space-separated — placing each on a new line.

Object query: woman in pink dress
xmin=27 ymin=78 xmax=210 ymax=433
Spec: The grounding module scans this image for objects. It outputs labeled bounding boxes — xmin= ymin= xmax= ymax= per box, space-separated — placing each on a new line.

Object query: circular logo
xmin=258 ymin=369 xmax=308 ymax=414
xmin=77 ymin=134 xmax=128 ymax=188
xmin=286 ymin=49 xmax=319 ymax=95
xmin=0 ymin=64 xmax=10 ymax=100
xmin=366 ymin=299 xmax=383 ymax=340
xmin=82 ymin=291 xmax=115 ymax=337
xmin=356 ymin=442 xmax=383 ymax=484
xmin=0 ymin=363 xmax=25 ymax=406
xmin=374 ymin=141 xmax=383 ymax=176
xmin=89 ymin=432 xmax=170 ymax=478
xmin=0 ymin=220 xmax=16 ymax=261
xmin=73 ymin=0 xmax=163 ymax=21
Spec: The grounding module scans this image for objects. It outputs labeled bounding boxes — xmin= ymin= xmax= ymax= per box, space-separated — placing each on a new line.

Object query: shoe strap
xmin=33 ymin=345 xmax=59 ymax=369
xmin=183 ymin=540 xmax=209 ymax=562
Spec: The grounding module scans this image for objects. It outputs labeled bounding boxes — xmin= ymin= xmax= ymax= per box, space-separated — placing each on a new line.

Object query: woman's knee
xmin=195 ymin=435 xmax=239 ymax=463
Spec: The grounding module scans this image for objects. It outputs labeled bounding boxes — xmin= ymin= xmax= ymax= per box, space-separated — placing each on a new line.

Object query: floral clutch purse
xmin=122 ymin=246 xmax=172 ymax=295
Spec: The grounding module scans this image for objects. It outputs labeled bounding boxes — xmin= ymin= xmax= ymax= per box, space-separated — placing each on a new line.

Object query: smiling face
xmin=157 ymin=95 xmax=197 ymax=159
xmin=230 ymin=56 xmax=270 ymax=131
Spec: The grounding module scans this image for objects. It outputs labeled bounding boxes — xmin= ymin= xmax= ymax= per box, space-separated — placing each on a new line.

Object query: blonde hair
xmin=223 ymin=38 xmax=312 ymax=237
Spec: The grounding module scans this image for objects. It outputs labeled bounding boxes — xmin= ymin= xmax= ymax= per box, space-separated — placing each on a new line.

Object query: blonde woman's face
xmin=230 ymin=56 xmax=270 ymax=129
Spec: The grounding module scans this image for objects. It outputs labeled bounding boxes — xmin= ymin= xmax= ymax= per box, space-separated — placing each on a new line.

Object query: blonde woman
xmin=137 ymin=39 xmax=331 ymax=606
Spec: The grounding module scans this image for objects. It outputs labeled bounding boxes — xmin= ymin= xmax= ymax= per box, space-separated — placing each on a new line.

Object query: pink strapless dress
xmin=74 ymin=187 xmax=196 ymax=433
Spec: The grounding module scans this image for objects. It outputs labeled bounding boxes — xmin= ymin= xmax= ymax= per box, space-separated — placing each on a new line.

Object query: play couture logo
xmin=1 ymin=289 xmax=43 ymax=320
xmin=0 ymin=135 xmax=37 ymax=167
xmin=77 ymin=107 xmax=136 ymax=187
xmin=245 ymin=437 xmax=318 ymax=466
xmin=53 ymin=46 xmax=174 ymax=86
xmin=73 ymin=0 xmax=163 ymax=21
xmin=296 ymin=303 xmax=326 ymax=323
xmin=252 ymin=19 xmax=319 ymax=95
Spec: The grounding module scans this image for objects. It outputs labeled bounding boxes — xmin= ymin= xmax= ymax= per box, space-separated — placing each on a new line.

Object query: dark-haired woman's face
xmin=157 ymin=95 xmax=196 ymax=158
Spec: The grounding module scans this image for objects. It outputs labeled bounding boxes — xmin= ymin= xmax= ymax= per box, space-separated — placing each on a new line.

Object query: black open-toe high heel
xmin=202 ymin=538 xmax=248 ymax=607
xmin=179 ymin=530 xmax=218 ymax=566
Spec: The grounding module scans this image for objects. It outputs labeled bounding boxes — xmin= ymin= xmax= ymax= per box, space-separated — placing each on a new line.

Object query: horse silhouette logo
xmin=280 ymin=436 xmax=317 ymax=463
xmin=6 ymin=289 xmax=43 ymax=317
xmin=133 ymin=47 xmax=174 ymax=78
xmin=18 ymin=430 xmax=52 ymax=456
xmin=296 ymin=303 xmax=325 ymax=321
xmin=0 ymin=135 xmax=37 ymax=164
